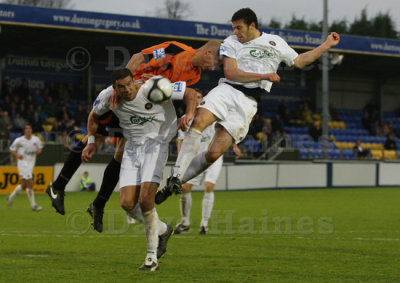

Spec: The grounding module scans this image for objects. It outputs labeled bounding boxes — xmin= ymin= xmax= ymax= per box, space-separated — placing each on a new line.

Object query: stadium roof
xmin=0 ymin=3 xmax=400 ymax=58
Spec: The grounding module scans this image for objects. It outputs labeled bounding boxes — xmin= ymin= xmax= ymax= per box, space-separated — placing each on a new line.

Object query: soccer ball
xmin=142 ymin=76 xmax=172 ymax=103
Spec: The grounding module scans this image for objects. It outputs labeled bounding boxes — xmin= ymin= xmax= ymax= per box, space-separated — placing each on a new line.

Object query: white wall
xmin=54 ymin=161 xmax=399 ymax=192
xmin=332 ymin=163 xmax=376 ymax=187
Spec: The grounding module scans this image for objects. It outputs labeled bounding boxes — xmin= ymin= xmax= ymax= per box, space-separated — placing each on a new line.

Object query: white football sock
xmin=8 ymin=185 xmax=23 ymax=202
xmin=172 ymin=128 xmax=202 ymax=179
xmin=143 ymin=208 xmax=158 ymax=262
xmin=182 ymin=151 xmax=211 ymax=183
xmin=26 ymin=188 xmax=37 ymax=208
xmin=201 ymin=192 xmax=214 ymax=227
xmin=127 ymin=202 xmax=143 ymax=223
xmin=180 ymin=192 xmax=192 ymax=226
xmin=155 ymin=208 xmax=167 ymax=235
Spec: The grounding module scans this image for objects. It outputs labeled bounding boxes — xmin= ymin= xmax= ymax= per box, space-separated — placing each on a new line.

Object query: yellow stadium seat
xmin=371 ymin=149 xmax=383 ymax=160
xmin=384 ymin=150 xmax=396 ymax=160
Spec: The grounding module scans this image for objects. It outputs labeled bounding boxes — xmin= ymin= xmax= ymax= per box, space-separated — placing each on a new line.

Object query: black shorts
xmin=97 ymin=111 xmax=123 ymax=138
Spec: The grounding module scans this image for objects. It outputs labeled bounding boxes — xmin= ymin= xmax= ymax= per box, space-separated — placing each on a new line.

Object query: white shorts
xmin=18 ymin=164 xmax=33 ymax=180
xmin=198 ymin=83 xmax=258 ymax=143
xmin=119 ymin=140 xmax=168 ymax=188
xmin=187 ymin=156 xmax=223 ymax=186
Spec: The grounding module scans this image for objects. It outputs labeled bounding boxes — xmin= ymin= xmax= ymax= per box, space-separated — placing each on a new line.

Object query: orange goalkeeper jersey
xmin=133 ymin=41 xmax=201 ymax=86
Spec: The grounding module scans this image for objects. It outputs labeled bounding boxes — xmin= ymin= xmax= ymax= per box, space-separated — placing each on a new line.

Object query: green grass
xmin=1 ymin=188 xmax=400 ymax=282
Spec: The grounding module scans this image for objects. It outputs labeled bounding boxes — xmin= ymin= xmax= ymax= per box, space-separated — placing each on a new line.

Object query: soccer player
xmin=82 ymin=68 xmax=196 ymax=271
xmin=156 ymin=8 xmax=341 ymax=203
xmin=47 ymin=40 xmax=221 ymax=223
xmin=174 ymin=90 xmax=241 ymax=235
xmin=8 ymin=123 xmax=43 ymax=211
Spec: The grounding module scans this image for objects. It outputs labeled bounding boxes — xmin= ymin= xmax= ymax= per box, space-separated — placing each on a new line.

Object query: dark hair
xmin=231 ymin=8 xmax=258 ymax=29
xmin=24 ymin=122 xmax=32 ymax=129
xmin=193 ymin=88 xmax=204 ymax=97
xmin=111 ymin=68 xmax=132 ymax=85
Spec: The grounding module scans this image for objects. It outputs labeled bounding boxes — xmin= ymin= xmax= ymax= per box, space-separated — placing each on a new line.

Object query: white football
xmin=142 ymin=76 xmax=172 ymax=103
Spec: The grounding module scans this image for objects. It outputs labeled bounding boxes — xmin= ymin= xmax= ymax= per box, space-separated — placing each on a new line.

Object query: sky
xmin=69 ymin=0 xmax=400 ymax=31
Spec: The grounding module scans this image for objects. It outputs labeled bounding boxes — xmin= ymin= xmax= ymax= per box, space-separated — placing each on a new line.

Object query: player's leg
xmin=155 ymin=108 xmax=217 ymax=204
xmin=89 ymin=138 xmax=125 ymax=230
xmin=175 ymin=183 xmax=194 ymax=234
xmin=182 ymin=125 xmax=233 ymax=183
xmin=7 ymin=181 xmax=24 ymax=208
xmin=139 ymin=182 xmax=163 ymax=271
xmin=139 ymin=142 xmax=172 ymax=271
xmin=156 ymin=84 xmax=231 ymax=204
xmin=172 ymin=108 xmax=218 ymax=180
xmin=25 ymin=178 xmax=41 ymax=211
xmin=47 ymin=134 xmax=104 ymax=215
xmin=199 ymin=156 xmax=222 ymax=234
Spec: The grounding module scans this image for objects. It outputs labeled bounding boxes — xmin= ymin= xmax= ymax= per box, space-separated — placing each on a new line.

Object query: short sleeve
xmin=220 ymin=36 xmax=236 ymax=59
xmin=35 ymin=137 xmax=43 ymax=149
xmin=93 ymin=86 xmax=113 ymax=115
xmin=171 ymin=81 xmax=187 ymax=100
xmin=279 ymin=37 xmax=299 ymax=66
xmin=9 ymin=138 xmax=19 ymax=151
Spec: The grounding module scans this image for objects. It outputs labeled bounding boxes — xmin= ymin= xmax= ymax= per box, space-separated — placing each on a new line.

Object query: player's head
xmin=194 ymin=40 xmax=221 ymax=71
xmin=193 ymin=88 xmax=204 ymax=106
xmin=84 ymin=171 xmax=89 ymax=177
xmin=111 ymin=68 xmax=136 ymax=100
xmin=23 ymin=123 xmax=33 ymax=136
xmin=231 ymin=8 xmax=259 ymax=43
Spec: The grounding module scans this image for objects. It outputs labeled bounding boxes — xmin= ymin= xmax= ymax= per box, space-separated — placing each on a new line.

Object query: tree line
xmin=264 ymin=9 xmax=398 ymax=39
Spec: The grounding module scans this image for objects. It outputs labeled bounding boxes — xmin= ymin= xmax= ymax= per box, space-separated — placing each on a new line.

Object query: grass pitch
xmin=1 ymin=188 xmax=399 ymax=282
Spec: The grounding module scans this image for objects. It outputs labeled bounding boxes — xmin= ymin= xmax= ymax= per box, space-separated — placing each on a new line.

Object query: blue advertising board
xmin=0 ymin=3 xmax=399 ymax=57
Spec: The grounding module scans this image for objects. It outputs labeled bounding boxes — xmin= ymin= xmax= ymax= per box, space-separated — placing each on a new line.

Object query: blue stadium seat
xmin=343 ymin=149 xmax=356 ymax=159
xmin=299 ymin=148 xmax=309 ymax=159
xmin=311 ymin=149 xmax=323 ymax=159
xmin=10 ymin=132 xmax=22 ymax=141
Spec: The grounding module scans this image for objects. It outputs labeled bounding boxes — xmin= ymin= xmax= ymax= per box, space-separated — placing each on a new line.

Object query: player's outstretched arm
xmin=293 ymin=32 xmax=340 ymax=69
xmin=125 ymin=52 xmax=145 ymax=74
xmin=223 ymin=57 xmax=280 ymax=83
xmin=178 ymin=87 xmax=197 ymax=131
xmin=82 ymin=110 xmax=100 ymax=163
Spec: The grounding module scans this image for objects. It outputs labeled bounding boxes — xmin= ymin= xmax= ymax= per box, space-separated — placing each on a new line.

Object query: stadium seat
xmin=299 ymin=148 xmax=309 ymax=159
xmin=342 ymin=149 xmax=355 ymax=159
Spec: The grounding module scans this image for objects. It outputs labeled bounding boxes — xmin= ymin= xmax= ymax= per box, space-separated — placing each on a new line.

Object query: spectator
xmin=2 ymin=78 xmax=12 ymax=97
xmin=362 ymin=110 xmax=372 ymax=133
xmin=43 ymin=96 xmax=57 ymax=117
xmin=35 ymin=105 xmax=47 ymax=121
xmin=0 ymin=111 xmax=12 ymax=147
xmin=329 ymin=103 xmax=340 ymax=121
xmin=17 ymin=79 xmax=30 ymax=101
xmin=384 ymin=134 xmax=397 ymax=150
xmin=302 ymin=102 xmax=313 ymax=126
xmin=32 ymin=89 xmax=44 ymax=106
xmin=309 ymin=120 xmax=322 ymax=142
xmin=73 ymin=104 xmax=88 ymax=127
xmin=25 ymin=104 xmax=36 ymax=123
xmin=277 ymin=100 xmax=288 ymax=119
xmin=57 ymin=129 xmax=73 ymax=151
xmin=353 ymin=139 xmax=371 ymax=158
xmin=271 ymin=114 xmax=283 ymax=133
xmin=12 ymin=112 xmax=26 ymax=132
xmin=80 ymin=171 xmax=96 ymax=192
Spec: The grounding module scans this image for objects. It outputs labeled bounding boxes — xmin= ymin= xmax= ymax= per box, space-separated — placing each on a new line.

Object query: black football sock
xmin=53 ymin=141 xmax=86 ymax=192
xmin=93 ymin=158 xmax=121 ymax=210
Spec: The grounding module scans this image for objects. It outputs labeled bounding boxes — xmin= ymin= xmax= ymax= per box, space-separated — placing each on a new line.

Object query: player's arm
xmin=126 ymin=52 xmax=145 ymax=74
xmin=293 ymin=32 xmax=340 ymax=69
xmin=10 ymin=149 xmax=23 ymax=160
xmin=82 ymin=110 xmax=100 ymax=163
xmin=232 ymin=143 xmax=241 ymax=159
xmin=223 ymin=57 xmax=280 ymax=83
xmin=178 ymin=87 xmax=197 ymax=131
